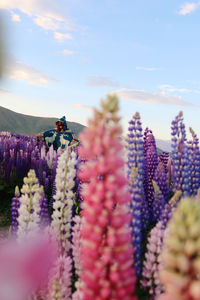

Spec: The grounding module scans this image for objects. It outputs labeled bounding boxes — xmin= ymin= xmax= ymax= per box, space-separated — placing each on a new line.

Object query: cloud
xmin=178 ymin=1 xmax=200 ymax=15
xmin=33 ymin=15 xmax=60 ymax=31
xmin=72 ymin=103 xmax=93 ymax=111
xmin=159 ymin=84 xmax=200 ymax=94
xmin=87 ymin=76 xmax=120 ymax=88
xmin=109 ymin=88 xmax=194 ymax=107
xmin=136 ymin=66 xmax=160 ymax=71
xmin=0 ymin=0 xmax=74 ymax=36
xmin=11 ymin=11 xmax=21 ymax=22
xmin=61 ymin=49 xmax=74 ymax=55
xmin=0 ymin=88 xmax=10 ymax=93
xmin=159 ymin=84 xmax=189 ymax=93
xmin=54 ymin=32 xmax=73 ymax=42
xmin=5 ymin=59 xmax=58 ymax=86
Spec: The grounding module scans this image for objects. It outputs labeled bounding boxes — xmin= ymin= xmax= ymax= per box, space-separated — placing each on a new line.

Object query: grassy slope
xmin=0 ymin=106 xmax=85 ymax=136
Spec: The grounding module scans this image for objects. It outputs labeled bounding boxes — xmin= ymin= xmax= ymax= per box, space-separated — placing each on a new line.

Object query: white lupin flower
xmin=51 ymin=148 xmax=77 ymax=255
xmin=17 ymin=170 xmax=43 ymax=243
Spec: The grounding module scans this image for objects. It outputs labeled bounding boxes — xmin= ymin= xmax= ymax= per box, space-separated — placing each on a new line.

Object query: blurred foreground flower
xmin=0 ymin=233 xmax=57 ymax=300
xmin=159 ymin=197 xmax=200 ymax=300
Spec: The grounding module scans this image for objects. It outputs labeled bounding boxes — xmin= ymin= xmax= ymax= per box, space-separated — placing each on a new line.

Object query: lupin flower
xmin=159 ymin=190 xmax=182 ymax=229
xmin=39 ymin=186 xmax=50 ymax=227
xmin=11 ymin=186 xmax=21 ymax=237
xmin=72 ymin=215 xmax=82 ymax=278
xmin=47 ymin=255 xmax=72 ymax=300
xmin=152 ymin=181 xmax=166 ymax=224
xmin=158 ymin=152 xmax=169 ymax=174
xmin=127 ymin=112 xmax=150 ymax=232
xmin=153 ymin=161 xmax=170 ymax=203
xmin=159 ymin=197 xmax=200 ymax=300
xmin=51 ymin=148 xmax=77 ymax=256
xmin=143 ymin=128 xmax=159 ymax=221
xmin=141 ymin=221 xmax=165 ymax=299
xmin=78 ymin=95 xmax=137 ymax=300
xmin=17 ymin=169 xmax=42 ymax=242
xmin=187 ymin=128 xmax=200 ymax=196
xmin=171 ymin=112 xmax=190 ymax=197
xmin=129 ymin=168 xmax=144 ymax=277
xmin=72 ymin=283 xmax=83 ymax=300
xmin=72 ymin=216 xmax=83 ymax=300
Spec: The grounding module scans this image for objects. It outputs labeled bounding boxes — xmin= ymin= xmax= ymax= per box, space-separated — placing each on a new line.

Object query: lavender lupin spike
xmin=143 ymin=128 xmax=159 ymax=210
xmin=171 ymin=112 xmax=190 ymax=197
xmin=39 ymin=186 xmax=50 ymax=227
xmin=188 ymin=127 xmax=200 ymax=196
xmin=129 ymin=168 xmax=143 ymax=277
xmin=159 ymin=190 xmax=181 ymax=229
xmin=152 ymin=180 xmax=166 ymax=224
xmin=153 ymin=161 xmax=170 ymax=203
xmin=127 ymin=112 xmax=149 ymax=230
xmin=158 ymin=151 xmax=169 ymax=174
xmin=11 ymin=186 xmax=20 ymax=237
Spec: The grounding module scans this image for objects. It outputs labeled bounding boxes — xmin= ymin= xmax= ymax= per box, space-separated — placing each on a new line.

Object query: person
xmin=36 ymin=116 xmax=79 ymax=151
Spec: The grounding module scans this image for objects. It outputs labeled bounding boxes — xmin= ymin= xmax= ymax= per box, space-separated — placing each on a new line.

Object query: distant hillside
xmin=0 ymin=106 xmax=85 ymax=137
xmin=156 ymin=139 xmax=171 ymax=153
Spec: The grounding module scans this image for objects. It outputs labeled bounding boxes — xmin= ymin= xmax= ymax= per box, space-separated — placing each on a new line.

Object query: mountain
xmin=156 ymin=139 xmax=171 ymax=153
xmin=0 ymin=106 xmax=85 ymax=137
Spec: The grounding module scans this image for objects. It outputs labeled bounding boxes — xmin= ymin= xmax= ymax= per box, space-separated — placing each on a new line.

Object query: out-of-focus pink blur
xmin=0 ymin=233 xmax=58 ymax=300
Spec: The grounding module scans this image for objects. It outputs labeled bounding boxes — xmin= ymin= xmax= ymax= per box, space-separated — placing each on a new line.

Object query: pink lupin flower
xmin=47 ymin=255 xmax=72 ymax=300
xmin=78 ymin=95 xmax=137 ymax=300
xmin=141 ymin=221 xmax=165 ymax=299
xmin=72 ymin=215 xmax=82 ymax=278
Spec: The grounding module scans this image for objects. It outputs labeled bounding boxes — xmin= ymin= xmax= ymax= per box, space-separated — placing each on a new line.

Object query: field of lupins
xmin=0 ymin=95 xmax=200 ymax=300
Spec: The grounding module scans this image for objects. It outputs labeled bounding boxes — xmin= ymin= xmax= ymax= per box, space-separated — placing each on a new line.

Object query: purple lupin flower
xmin=153 ymin=161 xmax=170 ymax=203
xmin=39 ymin=187 xmax=50 ymax=227
xmin=129 ymin=169 xmax=144 ymax=277
xmin=144 ymin=128 xmax=159 ymax=216
xmin=127 ymin=113 xmax=150 ymax=230
xmin=171 ymin=112 xmax=191 ymax=197
xmin=159 ymin=190 xmax=181 ymax=229
xmin=152 ymin=180 xmax=166 ymax=224
xmin=188 ymin=127 xmax=200 ymax=196
xmin=49 ymin=180 xmax=56 ymax=207
xmin=73 ymin=158 xmax=82 ymax=217
xmin=158 ymin=151 xmax=169 ymax=174
xmin=11 ymin=186 xmax=21 ymax=237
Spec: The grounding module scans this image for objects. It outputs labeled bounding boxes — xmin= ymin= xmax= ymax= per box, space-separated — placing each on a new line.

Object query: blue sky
xmin=0 ymin=0 xmax=200 ymax=140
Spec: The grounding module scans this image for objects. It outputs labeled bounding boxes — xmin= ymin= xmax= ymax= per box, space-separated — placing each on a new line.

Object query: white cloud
xmin=11 ymin=11 xmax=21 ymax=22
xmin=87 ymin=76 xmax=120 ymax=88
xmin=159 ymin=84 xmax=200 ymax=94
xmin=72 ymin=103 xmax=93 ymax=110
xmin=178 ymin=1 xmax=200 ymax=15
xmin=0 ymin=0 xmax=74 ymax=36
xmin=159 ymin=84 xmax=189 ymax=93
xmin=5 ymin=59 xmax=58 ymax=86
xmin=54 ymin=32 xmax=73 ymax=42
xmin=136 ymin=66 xmax=160 ymax=71
xmin=0 ymin=88 xmax=10 ymax=93
xmin=33 ymin=15 xmax=60 ymax=31
xmin=61 ymin=49 xmax=74 ymax=55
xmin=110 ymin=88 xmax=194 ymax=107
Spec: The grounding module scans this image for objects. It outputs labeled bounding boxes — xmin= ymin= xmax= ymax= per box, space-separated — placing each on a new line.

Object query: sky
xmin=0 ymin=0 xmax=200 ymax=141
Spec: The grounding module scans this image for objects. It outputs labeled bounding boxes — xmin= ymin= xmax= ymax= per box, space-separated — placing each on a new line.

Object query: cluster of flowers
xmin=0 ymin=132 xmax=61 ymax=199
xmin=2 ymin=95 xmax=200 ymax=300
